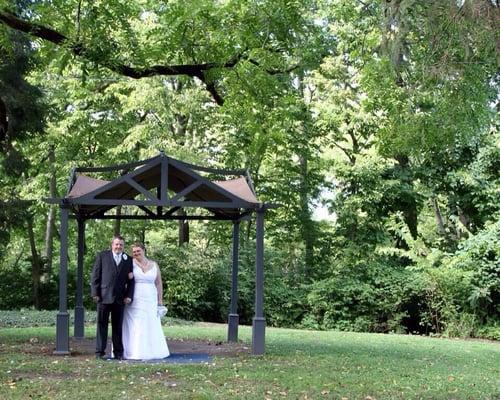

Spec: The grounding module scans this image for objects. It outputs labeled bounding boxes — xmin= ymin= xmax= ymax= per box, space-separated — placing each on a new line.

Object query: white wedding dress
xmin=122 ymin=261 xmax=170 ymax=360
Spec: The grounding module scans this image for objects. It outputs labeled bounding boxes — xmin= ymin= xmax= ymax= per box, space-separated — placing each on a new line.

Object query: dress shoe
xmin=95 ymin=353 xmax=105 ymax=360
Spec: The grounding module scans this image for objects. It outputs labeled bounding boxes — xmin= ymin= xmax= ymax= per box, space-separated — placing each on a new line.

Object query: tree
xmin=0 ymin=0 xmax=319 ymax=105
xmin=0 ymin=2 xmax=46 ymax=308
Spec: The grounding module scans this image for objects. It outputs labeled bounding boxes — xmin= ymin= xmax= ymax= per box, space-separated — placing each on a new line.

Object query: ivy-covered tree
xmin=0 ymin=2 xmax=46 ymax=308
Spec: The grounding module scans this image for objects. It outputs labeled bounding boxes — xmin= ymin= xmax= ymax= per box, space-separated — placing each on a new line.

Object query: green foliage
xmin=391 ymin=217 xmax=500 ymax=338
xmin=0 ymin=258 xmax=64 ymax=310
xmin=0 ymin=309 xmax=98 ymax=328
xmin=0 ymin=259 xmax=32 ymax=309
xmin=239 ymin=245 xmax=310 ymax=327
xmin=407 ymin=257 xmax=477 ymax=336
xmin=0 ymin=0 xmax=498 ymax=341
xmin=307 ymin=247 xmax=410 ymax=333
xmin=155 ymin=244 xmax=230 ymax=322
xmin=0 ymin=309 xmax=194 ymax=328
xmin=0 ymin=32 xmax=45 ymax=146
xmin=447 ymin=219 xmax=500 ymax=323
xmin=152 ymin=242 xmax=310 ymax=328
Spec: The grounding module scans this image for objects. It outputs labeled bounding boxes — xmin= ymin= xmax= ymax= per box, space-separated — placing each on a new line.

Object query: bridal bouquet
xmin=157 ymin=305 xmax=168 ymax=318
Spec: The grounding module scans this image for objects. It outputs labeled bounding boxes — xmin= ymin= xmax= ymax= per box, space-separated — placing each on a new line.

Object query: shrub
xmin=306 ymin=250 xmax=410 ymax=333
xmin=405 ymin=219 xmax=499 ymax=338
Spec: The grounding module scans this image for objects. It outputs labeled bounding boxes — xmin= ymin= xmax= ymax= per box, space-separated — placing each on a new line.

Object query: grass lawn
xmin=0 ymin=322 xmax=498 ymax=399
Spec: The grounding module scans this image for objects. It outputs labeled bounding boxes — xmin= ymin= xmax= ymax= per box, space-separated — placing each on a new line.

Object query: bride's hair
xmin=131 ymin=242 xmax=146 ymax=253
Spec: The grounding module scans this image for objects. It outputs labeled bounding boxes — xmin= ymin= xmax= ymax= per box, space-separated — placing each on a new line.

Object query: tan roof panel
xmin=68 ymin=175 xmax=109 ymax=198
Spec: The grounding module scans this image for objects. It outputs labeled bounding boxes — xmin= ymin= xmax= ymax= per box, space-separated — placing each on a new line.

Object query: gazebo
xmin=46 ymin=152 xmax=274 ymax=355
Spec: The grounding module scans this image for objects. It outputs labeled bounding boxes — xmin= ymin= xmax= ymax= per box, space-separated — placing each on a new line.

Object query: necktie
xmin=114 ymin=253 xmax=121 ymax=265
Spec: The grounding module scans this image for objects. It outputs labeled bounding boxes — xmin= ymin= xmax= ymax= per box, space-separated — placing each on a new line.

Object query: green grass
xmin=0 ymin=322 xmax=499 ymax=399
xmin=0 ymin=309 xmax=194 ymax=328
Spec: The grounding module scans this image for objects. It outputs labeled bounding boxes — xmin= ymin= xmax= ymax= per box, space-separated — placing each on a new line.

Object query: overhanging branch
xmin=0 ymin=9 xmax=300 ymax=105
xmin=0 ymin=10 xmax=67 ymax=44
xmin=0 ymin=10 xmax=239 ymax=104
xmin=247 ymin=58 xmax=299 ymax=75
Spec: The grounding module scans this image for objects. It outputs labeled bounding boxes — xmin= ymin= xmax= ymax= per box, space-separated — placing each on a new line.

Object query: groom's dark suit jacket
xmin=91 ymin=250 xmax=134 ymax=304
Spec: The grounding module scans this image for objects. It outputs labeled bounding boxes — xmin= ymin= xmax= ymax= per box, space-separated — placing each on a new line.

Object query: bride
xmin=122 ymin=242 xmax=170 ymax=360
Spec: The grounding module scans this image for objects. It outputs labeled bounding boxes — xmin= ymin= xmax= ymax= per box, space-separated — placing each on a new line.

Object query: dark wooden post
xmin=252 ymin=207 xmax=266 ymax=355
xmin=54 ymin=204 xmax=70 ymax=354
xmin=74 ymin=218 xmax=85 ymax=339
xmin=228 ymin=221 xmax=240 ymax=342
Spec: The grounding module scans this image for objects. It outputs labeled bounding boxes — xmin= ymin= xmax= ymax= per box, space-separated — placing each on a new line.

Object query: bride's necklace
xmin=135 ymin=258 xmax=152 ymax=273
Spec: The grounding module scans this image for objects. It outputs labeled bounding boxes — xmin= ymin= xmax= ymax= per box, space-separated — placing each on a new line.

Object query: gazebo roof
xmin=48 ymin=152 xmax=267 ymax=220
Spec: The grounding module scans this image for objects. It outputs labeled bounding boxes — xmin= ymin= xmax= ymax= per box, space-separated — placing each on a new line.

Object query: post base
xmin=53 ymin=350 xmax=71 ymax=355
xmin=227 ymin=313 xmax=239 ymax=342
xmin=252 ymin=317 xmax=266 ymax=355
xmin=54 ymin=312 xmax=70 ymax=354
xmin=74 ymin=306 xmax=85 ymax=339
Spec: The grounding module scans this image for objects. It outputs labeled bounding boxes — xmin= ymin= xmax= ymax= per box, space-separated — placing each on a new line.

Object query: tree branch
xmin=332 ymin=141 xmax=356 ymax=165
xmin=0 ymin=10 xmax=67 ymax=45
xmin=1 ymin=10 xmax=301 ymax=104
xmin=247 ymin=58 xmax=299 ymax=75
xmin=0 ymin=10 xmax=242 ymax=105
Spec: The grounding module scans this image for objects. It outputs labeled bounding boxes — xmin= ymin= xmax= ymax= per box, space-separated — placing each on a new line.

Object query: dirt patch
xmin=21 ymin=337 xmax=250 ymax=359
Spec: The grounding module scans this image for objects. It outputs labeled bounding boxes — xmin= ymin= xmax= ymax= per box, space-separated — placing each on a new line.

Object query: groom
xmin=91 ymin=235 xmax=134 ymax=360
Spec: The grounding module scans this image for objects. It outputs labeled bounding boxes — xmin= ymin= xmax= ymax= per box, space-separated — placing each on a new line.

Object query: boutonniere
xmin=122 ymin=254 xmax=128 ymax=260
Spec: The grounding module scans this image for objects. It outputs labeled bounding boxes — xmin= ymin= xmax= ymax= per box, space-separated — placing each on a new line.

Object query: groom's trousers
xmin=96 ymin=302 xmax=124 ymax=358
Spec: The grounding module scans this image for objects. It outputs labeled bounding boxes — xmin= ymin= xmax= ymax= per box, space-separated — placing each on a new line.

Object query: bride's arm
xmin=154 ymin=263 xmax=163 ymax=305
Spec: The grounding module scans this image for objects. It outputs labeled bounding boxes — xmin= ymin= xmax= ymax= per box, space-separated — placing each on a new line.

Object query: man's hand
xmin=124 ymin=297 xmax=131 ymax=304
xmin=93 ymin=296 xmax=100 ymax=302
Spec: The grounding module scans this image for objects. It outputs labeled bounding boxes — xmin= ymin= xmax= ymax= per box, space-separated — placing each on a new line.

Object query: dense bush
xmin=153 ymin=242 xmax=309 ymax=328
xmin=238 ymin=246 xmax=309 ymax=328
xmin=0 ymin=259 xmax=62 ymax=310
xmin=0 ymin=260 xmax=33 ymax=309
xmin=1 ymin=219 xmax=497 ymax=340
xmin=448 ymin=219 xmax=499 ymax=323
xmin=394 ymin=218 xmax=499 ymax=338
xmin=306 ymin=252 xmax=410 ymax=333
xmin=154 ymin=244 xmax=230 ymax=322
xmin=0 ymin=309 xmax=97 ymax=327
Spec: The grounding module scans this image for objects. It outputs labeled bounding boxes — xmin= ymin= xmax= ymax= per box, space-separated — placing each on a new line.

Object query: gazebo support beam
xmin=54 ymin=205 xmax=70 ymax=355
xmin=74 ymin=218 xmax=85 ymax=339
xmin=252 ymin=208 xmax=266 ymax=355
xmin=228 ymin=221 xmax=240 ymax=342
xmin=75 ymin=214 xmax=240 ymax=221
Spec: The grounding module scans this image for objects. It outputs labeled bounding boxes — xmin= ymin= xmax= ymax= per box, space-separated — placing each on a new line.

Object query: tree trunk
xmin=457 ymin=206 xmax=473 ymax=235
xmin=244 ymin=219 xmax=253 ymax=243
xmin=395 ymin=155 xmax=418 ymax=240
xmin=298 ymin=154 xmax=314 ymax=278
xmin=432 ymin=197 xmax=446 ymax=236
xmin=381 ymin=0 xmax=413 ymax=74
xmin=43 ymin=145 xmax=57 ymax=273
xmin=380 ymin=1 xmax=419 ymax=241
xmin=114 ymin=206 xmax=122 ymax=236
xmin=27 ymin=216 xmax=42 ymax=309
xmin=172 ymin=80 xmax=188 ymax=145
xmin=140 ymin=226 xmax=146 ymax=245
xmin=0 ymin=96 xmax=8 ymax=144
xmin=168 ymin=79 xmax=192 ymax=242
xmin=177 ymin=208 xmax=189 ymax=245
xmin=297 ymin=73 xmax=316 ymax=278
